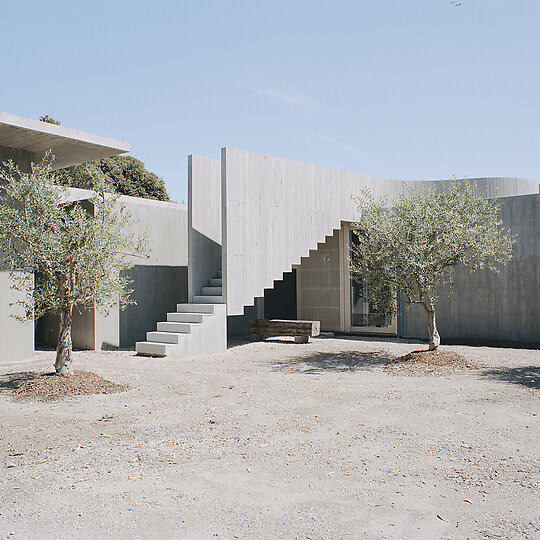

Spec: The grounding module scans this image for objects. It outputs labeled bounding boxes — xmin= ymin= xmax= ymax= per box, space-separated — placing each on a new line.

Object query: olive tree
xmin=350 ymin=180 xmax=515 ymax=350
xmin=0 ymin=155 xmax=147 ymax=374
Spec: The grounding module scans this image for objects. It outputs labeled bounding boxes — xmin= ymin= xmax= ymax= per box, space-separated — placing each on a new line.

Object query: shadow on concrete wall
xmin=189 ymin=229 xmax=221 ymax=298
xmin=264 ymin=270 xmax=297 ymax=320
xmin=479 ymin=366 xmax=540 ymax=389
xmin=227 ymin=270 xmax=298 ymax=338
xmin=120 ymin=265 xmax=188 ymax=348
xmin=272 ymin=349 xmax=392 ymax=374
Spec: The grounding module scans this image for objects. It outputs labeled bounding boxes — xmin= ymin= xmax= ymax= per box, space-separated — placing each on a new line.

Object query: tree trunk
xmin=55 ymin=306 xmax=74 ymax=375
xmin=425 ymin=304 xmax=440 ymax=351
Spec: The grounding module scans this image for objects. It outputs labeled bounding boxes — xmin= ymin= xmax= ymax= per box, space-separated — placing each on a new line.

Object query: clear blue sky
xmin=2 ymin=0 xmax=539 ymax=203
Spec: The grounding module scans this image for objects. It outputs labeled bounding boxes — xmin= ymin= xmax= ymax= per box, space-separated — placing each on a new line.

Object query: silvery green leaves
xmin=350 ymin=180 xmax=515 ymax=350
xmin=0 ymin=153 xmax=148 ymax=373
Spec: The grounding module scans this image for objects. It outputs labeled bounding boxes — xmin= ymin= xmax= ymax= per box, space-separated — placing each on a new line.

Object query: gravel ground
xmin=0 ymin=336 xmax=539 ymax=539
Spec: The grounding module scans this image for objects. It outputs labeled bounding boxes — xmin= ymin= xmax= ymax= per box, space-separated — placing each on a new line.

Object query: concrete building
xmin=137 ymin=148 xmax=539 ymax=356
xmin=1 ymin=112 xmax=538 ymax=362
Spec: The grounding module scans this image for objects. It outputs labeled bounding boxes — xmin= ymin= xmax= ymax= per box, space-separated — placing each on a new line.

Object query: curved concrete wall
xmin=221 ymin=148 xmax=538 ymax=317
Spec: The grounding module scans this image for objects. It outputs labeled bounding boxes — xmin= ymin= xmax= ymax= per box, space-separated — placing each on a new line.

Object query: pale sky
xmin=2 ymin=0 xmax=539 ymax=202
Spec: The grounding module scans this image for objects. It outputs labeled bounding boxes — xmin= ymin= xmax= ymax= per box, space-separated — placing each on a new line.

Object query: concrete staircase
xmin=135 ymin=272 xmax=227 ymax=358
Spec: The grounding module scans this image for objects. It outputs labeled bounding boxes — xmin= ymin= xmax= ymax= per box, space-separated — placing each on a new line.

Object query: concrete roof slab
xmin=0 ymin=112 xmax=130 ymax=169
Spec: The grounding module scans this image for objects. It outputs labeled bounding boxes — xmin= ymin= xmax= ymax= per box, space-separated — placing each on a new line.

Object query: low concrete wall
xmin=1 ymin=146 xmax=38 ymax=361
xmin=0 ymin=271 xmax=34 ymax=363
xmin=401 ymin=194 xmax=540 ymax=345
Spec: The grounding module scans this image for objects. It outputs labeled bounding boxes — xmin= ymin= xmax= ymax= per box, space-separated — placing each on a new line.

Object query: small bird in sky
xmin=450 ymin=0 xmax=462 ymax=6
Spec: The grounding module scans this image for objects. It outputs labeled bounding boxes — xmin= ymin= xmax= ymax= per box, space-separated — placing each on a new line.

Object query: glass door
xmin=349 ymin=230 xmax=396 ymax=334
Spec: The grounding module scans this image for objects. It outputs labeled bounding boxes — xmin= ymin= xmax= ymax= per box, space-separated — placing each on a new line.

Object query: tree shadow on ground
xmin=272 ymin=350 xmax=393 ymax=374
xmin=479 ymin=366 xmax=540 ymax=389
xmin=0 ymin=371 xmax=42 ymax=394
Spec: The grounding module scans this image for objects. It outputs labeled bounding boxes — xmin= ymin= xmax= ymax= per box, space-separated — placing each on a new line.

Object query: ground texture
xmin=0 ymin=337 xmax=538 ymax=539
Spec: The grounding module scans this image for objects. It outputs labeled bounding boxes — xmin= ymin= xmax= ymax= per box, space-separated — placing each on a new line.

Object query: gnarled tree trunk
xmin=425 ymin=304 xmax=440 ymax=351
xmin=55 ymin=305 xmax=74 ymax=375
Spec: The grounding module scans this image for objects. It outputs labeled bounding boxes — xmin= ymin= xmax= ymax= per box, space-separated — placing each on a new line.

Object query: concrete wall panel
xmin=0 ymin=271 xmax=34 ymax=363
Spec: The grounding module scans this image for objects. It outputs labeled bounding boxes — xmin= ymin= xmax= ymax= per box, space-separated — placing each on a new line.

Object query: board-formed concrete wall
xmin=221 ymin=148 xmax=539 ymax=318
xmin=188 ymin=155 xmax=221 ymax=300
xmin=221 ymin=148 xmax=404 ymax=316
xmin=401 ymin=194 xmax=540 ymax=344
xmin=296 ymin=229 xmax=343 ymax=331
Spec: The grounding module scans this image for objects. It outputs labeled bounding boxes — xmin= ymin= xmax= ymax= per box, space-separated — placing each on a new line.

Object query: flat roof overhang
xmin=0 ymin=112 xmax=130 ymax=169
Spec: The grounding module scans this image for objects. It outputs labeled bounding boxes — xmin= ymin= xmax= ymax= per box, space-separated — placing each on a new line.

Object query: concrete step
xmin=176 ymin=303 xmax=215 ymax=314
xmin=167 ymin=312 xmax=207 ymax=323
xmin=147 ymin=331 xmax=187 ymax=344
xmin=193 ymin=295 xmax=223 ymax=304
xmin=136 ymin=341 xmax=170 ymax=357
xmin=157 ymin=321 xmax=195 ymax=334
xmin=208 ymin=278 xmax=222 ymax=287
xmin=201 ymin=286 xmax=222 ymax=295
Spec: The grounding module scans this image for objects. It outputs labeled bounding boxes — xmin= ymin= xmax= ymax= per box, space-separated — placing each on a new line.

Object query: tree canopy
xmin=38 ymin=115 xmax=170 ymax=201
xmin=57 ymin=155 xmax=171 ymax=202
xmin=0 ymin=154 xmax=147 ymax=374
xmin=350 ymin=181 xmax=516 ymax=350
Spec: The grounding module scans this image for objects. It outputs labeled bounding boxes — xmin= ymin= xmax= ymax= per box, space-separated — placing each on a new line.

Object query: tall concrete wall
xmin=401 ymin=194 xmax=540 ymax=344
xmin=221 ymin=148 xmax=404 ymax=316
xmin=220 ymin=148 xmax=538 ymax=318
xmin=297 ymin=229 xmax=343 ymax=331
xmin=188 ymin=155 xmax=221 ymax=300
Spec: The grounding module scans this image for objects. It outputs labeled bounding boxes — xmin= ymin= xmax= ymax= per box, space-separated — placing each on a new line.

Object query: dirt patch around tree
xmin=12 ymin=370 xmax=128 ymax=401
xmin=384 ymin=348 xmax=482 ymax=375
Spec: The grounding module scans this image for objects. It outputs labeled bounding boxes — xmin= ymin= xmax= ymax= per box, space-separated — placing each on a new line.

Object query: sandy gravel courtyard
xmin=1 ymin=337 xmax=539 ymax=539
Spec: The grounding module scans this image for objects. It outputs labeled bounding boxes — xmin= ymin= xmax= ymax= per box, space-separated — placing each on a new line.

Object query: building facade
xmin=1 ymin=112 xmax=538 ymax=362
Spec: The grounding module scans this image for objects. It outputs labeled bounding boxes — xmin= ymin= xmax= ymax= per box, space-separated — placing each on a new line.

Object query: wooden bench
xmin=249 ymin=319 xmax=320 ymax=343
